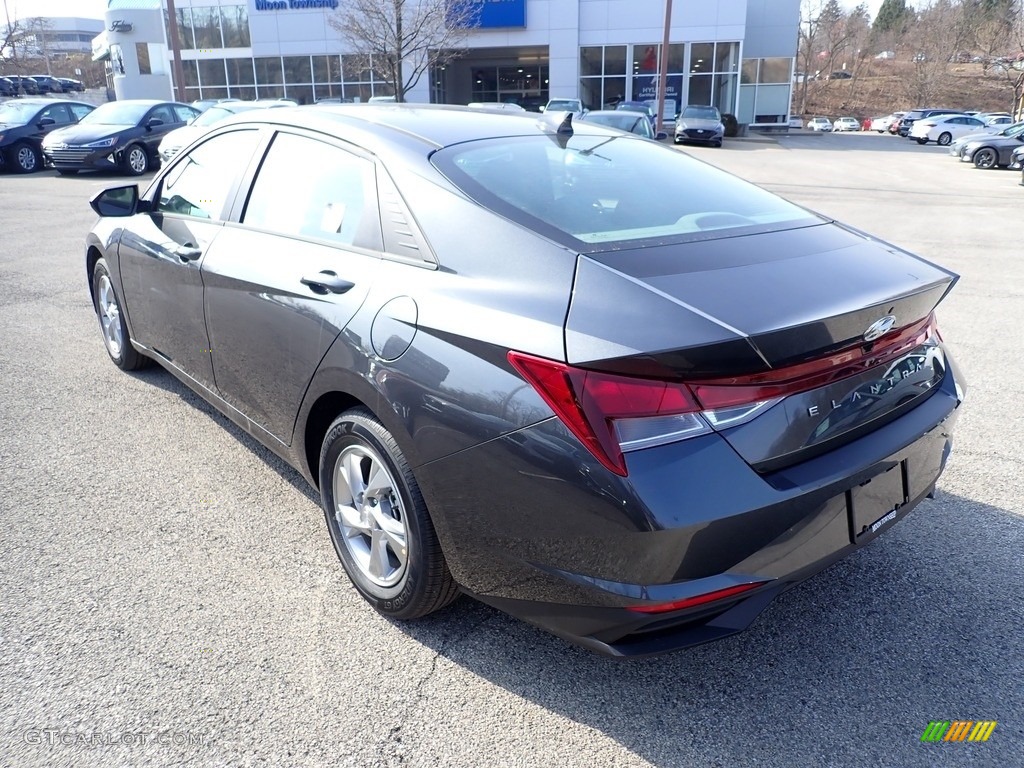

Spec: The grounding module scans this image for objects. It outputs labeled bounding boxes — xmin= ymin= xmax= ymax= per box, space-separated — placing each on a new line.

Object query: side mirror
xmin=146 ymin=118 xmax=164 ymax=129
xmin=38 ymin=117 xmax=56 ymax=127
xmin=656 ymin=131 xmax=668 ymax=141
xmin=90 ymin=184 xmax=144 ymax=217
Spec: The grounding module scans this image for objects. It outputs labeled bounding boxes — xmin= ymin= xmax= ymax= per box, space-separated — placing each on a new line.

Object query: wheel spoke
xmin=342 ymin=452 xmax=366 ymax=500
xmin=367 ymin=529 xmax=392 ymax=580
xmin=369 ymin=504 xmax=406 ymax=556
xmin=336 ymin=503 xmax=371 ymax=536
xmin=364 ymin=461 xmax=392 ymax=497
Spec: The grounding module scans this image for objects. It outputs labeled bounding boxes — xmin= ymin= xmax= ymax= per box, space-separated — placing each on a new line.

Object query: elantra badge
xmin=863 ymin=315 xmax=897 ymax=342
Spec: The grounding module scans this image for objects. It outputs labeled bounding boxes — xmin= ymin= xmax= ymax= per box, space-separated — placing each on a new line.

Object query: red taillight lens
xmin=626 ymin=581 xmax=768 ymax=614
xmin=507 ymin=351 xmax=703 ymax=476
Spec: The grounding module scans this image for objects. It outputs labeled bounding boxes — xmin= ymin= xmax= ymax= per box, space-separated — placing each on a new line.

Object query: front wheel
xmin=91 ymin=258 xmax=150 ymax=370
xmin=122 ymin=143 xmax=149 ymax=176
xmin=937 ymin=132 xmax=952 ymax=146
xmin=973 ymin=148 xmax=998 ymax=169
xmin=319 ymin=409 xmax=458 ymax=620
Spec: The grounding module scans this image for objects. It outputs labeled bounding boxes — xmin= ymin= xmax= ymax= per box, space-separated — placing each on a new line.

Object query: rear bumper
xmin=419 ymin=349 xmax=964 ymax=657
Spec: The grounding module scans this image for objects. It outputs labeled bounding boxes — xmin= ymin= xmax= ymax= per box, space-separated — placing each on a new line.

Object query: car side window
xmin=40 ymin=104 xmax=71 ymax=124
xmin=149 ymin=105 xmax=174 ymax=125
xmin=173 ymin=105 xmax=197 ymax=123
xmin=242 ymin=133 xmax=380 ymax=249
xmin=69 ymin=104 xmax=92 ymax=121
xmin=157 ymin=130 xmax=260 ymax=220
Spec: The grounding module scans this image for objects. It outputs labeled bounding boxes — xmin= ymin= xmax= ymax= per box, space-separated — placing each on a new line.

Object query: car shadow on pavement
xmin=395 ymin=490 xmax=1022 ymax=766
xmin=125 ymin=365 xmax=320 ymax=507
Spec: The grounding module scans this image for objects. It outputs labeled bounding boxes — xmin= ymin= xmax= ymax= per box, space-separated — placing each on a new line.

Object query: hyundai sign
xmin=468 ymin=0 xmax=526 ymax=29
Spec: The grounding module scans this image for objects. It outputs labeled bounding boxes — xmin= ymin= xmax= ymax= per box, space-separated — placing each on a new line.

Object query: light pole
xmin=655 ymin=0 xmax=672 ymax=135
xmin=166 ymin=0 xmax=188 ymax=102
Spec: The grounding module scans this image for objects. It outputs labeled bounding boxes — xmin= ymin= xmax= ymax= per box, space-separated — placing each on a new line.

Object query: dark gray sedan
xmin=84 ymin=106 xmax=964 ymax=657
xmin=959 ymin=130 xmax=1024 ymax=169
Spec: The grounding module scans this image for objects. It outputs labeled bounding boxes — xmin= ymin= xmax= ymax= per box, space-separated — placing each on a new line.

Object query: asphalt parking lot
xmin=1 ymin=131 xmax=1021 ymax=768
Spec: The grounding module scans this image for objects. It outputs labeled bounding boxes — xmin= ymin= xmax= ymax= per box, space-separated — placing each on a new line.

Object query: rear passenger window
xmin=242 ymin=133 xmax=380 ymax=249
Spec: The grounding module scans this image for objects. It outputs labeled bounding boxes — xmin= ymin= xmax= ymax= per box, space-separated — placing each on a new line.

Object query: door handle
xmin=300 ymin=270 xmax=354 ymax=295
xmin=174 ymin=244 xmax=203 ymax=262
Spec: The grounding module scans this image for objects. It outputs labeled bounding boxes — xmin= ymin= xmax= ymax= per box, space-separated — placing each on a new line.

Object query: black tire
xmin=319 ymin=408 xmax=458 ymax=620
xmin=712 ymin=140 xmax=722 ymax=148
xmin=121 ymin=143 xmax=149 ymax=176
xmin=91 ymin=258 xmax=150 ymax=371
xmin=56 ymin=169 xmax=79 ymax=176
xmin=9 ymin=140 xmax=40 ymax=173
xmin=937 ymin=132 xmax=952 ymax=146
xmin=915 ymin=137 xmax=928 ymax=145
xmin=973 ymin=148 xmax=998 ymax=169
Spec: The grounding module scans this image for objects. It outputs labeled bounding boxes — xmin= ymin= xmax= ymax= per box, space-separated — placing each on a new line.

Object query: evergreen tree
xmin=873 ymin=0 xmax=912 ymax=34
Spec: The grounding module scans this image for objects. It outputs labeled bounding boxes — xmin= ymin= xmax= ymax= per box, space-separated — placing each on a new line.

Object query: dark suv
xmin=30 ymin=75 xmax=64 ymax=94
xmin=6 ymin=76 xmax=40 ymax=95
xmin=898 ymin=109 xmax=964 ymax=137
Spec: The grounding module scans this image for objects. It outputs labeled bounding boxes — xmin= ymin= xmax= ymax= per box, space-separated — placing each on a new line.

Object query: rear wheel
xmin=91 ymin=258 xmax=150 ymax=370
xmin=10 ymin=141 xmax=40 ymax=173
xmin=973 ymin=148 xmax=998 ymax=169
xmin=915 ymin=137 xmax=928 ymax=145
xmin=319 ymin=409 xmax=458 ymax=620
xmin=937 ymin=132 xmax=952 ymax=146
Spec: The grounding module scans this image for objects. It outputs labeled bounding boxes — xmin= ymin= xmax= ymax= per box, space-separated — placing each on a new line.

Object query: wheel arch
xmin=302 ymin=390 xmax=368 ymax=490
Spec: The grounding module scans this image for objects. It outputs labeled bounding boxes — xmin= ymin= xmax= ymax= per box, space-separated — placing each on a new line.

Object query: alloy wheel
xmin=96 ymin=274 xmax=123 ymax=357
xmin=15 ymin=144 xmax=38 ymax=172
xmin=127 ymin=146 xmax=148 ymax=174
xmin=974 ymin=149 xmax=997 ymax=169
xmin=332 ymin=445 xmax=408 ymax=588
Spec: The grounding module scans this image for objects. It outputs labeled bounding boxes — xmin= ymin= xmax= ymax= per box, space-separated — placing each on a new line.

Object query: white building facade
xmin=99 ymin=0 xmax=801 ymax=127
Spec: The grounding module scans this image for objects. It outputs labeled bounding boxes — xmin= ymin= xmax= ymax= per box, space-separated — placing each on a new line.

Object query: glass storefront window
xmin=284 ymin=56 xmax=312 ymax=84
xmin=226 ymin=58 xmax=254 ymax=86
xmin=666 ymin=44 xmax=684 ymax=74
xmin=255 ymin=57 xmax=283 ymax=85
xmin=580 ymin=47 xmax=601 ymax=77
xmin=182 ymin=60 xmax=199 ymax=88
xmin=690 ymin=43 xmax=713 ymax=73
xmin=220 ymin=5 xmax=250 ymax=48
xmin=605 ymin=46 xmax=626 ymax=76
xmin=741 ymin=58 xmax=758 ymax=85
xmin=285 ymin=84 xmax=313 ymax=105
xmin=174 ymin=8 xmax=195 ymax=51
xmin=191 ymin=7 xmax=223 ymax=50
xmin=198 ymin=59 xmax=226 ymax=87
xmin=715 ymin=42 xmax=739 ymax=72
xmin=759 ymin=58 xmax=791 ymax=84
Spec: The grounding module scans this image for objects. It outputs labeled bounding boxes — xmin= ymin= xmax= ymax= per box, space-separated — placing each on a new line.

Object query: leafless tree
xmin=900 ymin=0 xmax=973 ymax=104
xmin=329 ymin=0 xmax=481 ymax=102
xmin=1 ymin=0 xmax=21 ymax=65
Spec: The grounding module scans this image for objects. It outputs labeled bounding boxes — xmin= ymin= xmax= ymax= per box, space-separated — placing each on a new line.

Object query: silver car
xmin=674 ymin=105 xmax=725 ymax=147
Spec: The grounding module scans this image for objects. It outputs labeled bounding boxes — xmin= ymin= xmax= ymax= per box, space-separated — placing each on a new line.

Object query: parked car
xmin=0 ymin=77 xmax=16 ymax=97
xmin=983 ymin=115 xmax=1013 ymax=126
xmin=6 ymin=76 xmax=39 ymax=95
xmin=807 ymin=116 xmax=833 ymax=131
xmin=826 ymin=70 xmax=852 ymax=80
xmin=543 ymin=98 xmax=585 ymax=119
xmin=674 ymin=104 xmax=725 ymax=145
xmin=897 ymin=109 xmax=964 ymax=137
xmin=29 ymin=75 xmax=64 ymax=94
xmin=42 ymin=99 xmax=199 ymax=176
xmin=886 ymin=112 xmax=907 ymax=134
xmin=83 ymin=104 xmax=963 ymax=657
xmin=56 ymin=77 xmax=85 ymax=92
xmin=158 ymin=100 xmax=293 ymax=162
xmin=869 ymin=114 xmax=896 ymax=132
xmin=909 ymin=114 xmax=988 ymax=145
xmin=581 ymin=109 xmax=665 ymax=140
xmin=833 ymin=117 xmax=860 ymax=132
xmin=0 ymin=98 xmax=94 ymax=172
xmin=1011 ymin=145 xmax=1024 ymax=185
xmin=949 ymin=121 xmax=1024 ymax=158
xmin=190 ymin=97 xmax=241 ymax=114
xmin=959 ymin=131 xmax=1024 ymax=169
xmin=615 ymin=101 xmax=657 ymax=128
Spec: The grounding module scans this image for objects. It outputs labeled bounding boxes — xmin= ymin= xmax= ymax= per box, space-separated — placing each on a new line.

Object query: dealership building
xmin=94 ymin=0 xmax=800 ymax=127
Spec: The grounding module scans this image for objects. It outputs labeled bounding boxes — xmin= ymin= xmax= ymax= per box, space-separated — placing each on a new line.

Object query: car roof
xmin=2 ymin=98 xmax=87 ymax=106
xmin=218 ymin=104 xmax=631 ymax=155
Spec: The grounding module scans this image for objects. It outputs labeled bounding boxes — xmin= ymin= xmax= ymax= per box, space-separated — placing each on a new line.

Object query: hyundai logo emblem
xmin=863 ymin=315 xmax=897 ymax=342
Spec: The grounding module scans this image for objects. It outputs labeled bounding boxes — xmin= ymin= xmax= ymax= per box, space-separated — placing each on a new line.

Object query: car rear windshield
xmin=81 ymin=102 xmax=151 ymax=125
xmin=432 ymin=134 xmax=818 ymax=249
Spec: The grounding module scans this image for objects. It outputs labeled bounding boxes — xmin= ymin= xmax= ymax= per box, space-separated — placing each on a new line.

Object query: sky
xmin=13 ymin=0 xmax=896 ymax=24
xmin=7 ymin=0 xmax=109 ymax=22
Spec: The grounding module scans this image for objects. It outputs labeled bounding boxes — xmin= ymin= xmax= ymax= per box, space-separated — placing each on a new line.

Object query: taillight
xmin=508 ymin=313 xmax=938 ymax=477
xmin=507 ymin=351 xmax=708 ymax=476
